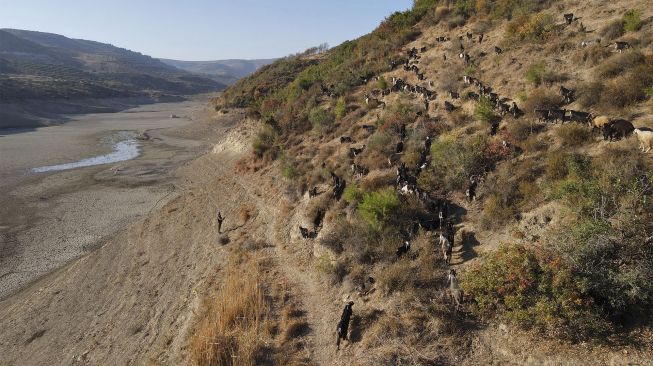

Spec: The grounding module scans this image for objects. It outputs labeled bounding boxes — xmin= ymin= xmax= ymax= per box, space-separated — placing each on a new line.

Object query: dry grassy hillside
xmin=199 ymin=0 xmax=653 ymax=365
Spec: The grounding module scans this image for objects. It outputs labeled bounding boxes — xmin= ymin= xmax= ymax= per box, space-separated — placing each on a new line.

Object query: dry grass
xmin=238 ymin=205 xmax=252 ymax=225
xmin=189 ymin=260 xmax=269 ymax=366
xmin=523 ymin=87 xmax=563 ymax=114
xmin=555 ymin=124 xmax=592 ymax=147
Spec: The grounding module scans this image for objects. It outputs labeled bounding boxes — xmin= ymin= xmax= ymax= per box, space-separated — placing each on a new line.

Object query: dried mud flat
xmin=0 ymin=98 xmax=233 ymax=300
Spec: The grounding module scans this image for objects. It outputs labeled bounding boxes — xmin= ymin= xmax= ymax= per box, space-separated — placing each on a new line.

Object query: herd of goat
xmin=296 ymin=12 xmax=651 ymax=346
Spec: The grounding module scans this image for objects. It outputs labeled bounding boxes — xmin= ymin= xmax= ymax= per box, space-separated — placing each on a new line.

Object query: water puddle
xmin=32 ymin=131 xmax=140 ymax=173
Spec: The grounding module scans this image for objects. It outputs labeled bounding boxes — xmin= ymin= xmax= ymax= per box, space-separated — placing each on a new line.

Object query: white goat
xmin=440 ymin=233 xmax=452 ymax=264
xmin=634 ymin=129 xmax=653 ymax=153
xmin=448 ymin=269 xmax=464 ymax=311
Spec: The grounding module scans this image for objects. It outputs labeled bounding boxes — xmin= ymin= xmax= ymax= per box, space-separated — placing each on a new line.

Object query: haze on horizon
xmin=0 ymin=0 xmax=413 ymax=61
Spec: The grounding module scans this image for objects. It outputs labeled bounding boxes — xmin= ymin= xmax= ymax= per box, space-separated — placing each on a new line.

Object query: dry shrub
xmin=360 ymin=169 xmax=395 ymax=191
xmin=596 ymin=51 xmax=645 ymax=79
xmin=435 ymin=6 xmax=449 ymax=19
xmin=522 ymin=87 xmax=563 ymax=114
xmin=600 ymin=19 xmax=625 ymax=40
xmin=555 ymin=124 xmax=591 ymax=147
xmin=545 ymin=151 xmax=568 ymax=180
xmin=576 ymin=81 xmax=604 ymax=108
xmin=378 ymin=260 xmax=413 ymax=294
xmin=238 ymin=205 xmax=252 ymax=225
xmin=189 ymin=261 xmax=269 ymax=366
xmin=600 ymin=65 xmax=653 ymax=108
xmin=435 ymin=64 xmax=461 ymax=91
xmin=315 ymin=256 xmax=348 ymax=285
xmin=447 ymin=15 xmax=466 ymax=29
xmin=506 ymin=118 xmax=539 ymax=142
xmin=282 ymin=320 xmax=309 ymax=342
xmin=521 ymin=133 xmax=550 ymax=153
xmin=449 ymin=109 xmax=471 ymax=125
xmin=572 ymin=44 xmax=612 ymax=66
xmin=481 ymin=194 xmax=516 ymax=229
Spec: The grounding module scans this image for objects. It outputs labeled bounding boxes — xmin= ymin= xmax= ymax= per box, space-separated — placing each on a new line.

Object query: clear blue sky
xmin=0 ymin=0 xmax=413 ymax=60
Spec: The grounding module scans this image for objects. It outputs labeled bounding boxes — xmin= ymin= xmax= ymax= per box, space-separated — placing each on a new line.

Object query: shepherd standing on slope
xmin=217 ymin=211 xmax=224 ymax=233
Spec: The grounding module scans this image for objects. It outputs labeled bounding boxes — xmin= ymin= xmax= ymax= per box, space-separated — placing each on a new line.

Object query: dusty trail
xmin=225 ymin=163 xmax=346 ymax=366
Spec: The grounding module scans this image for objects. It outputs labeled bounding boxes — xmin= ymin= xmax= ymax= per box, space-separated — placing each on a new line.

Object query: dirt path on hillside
xmin=220 ymin=162 xmax=345 ymax=365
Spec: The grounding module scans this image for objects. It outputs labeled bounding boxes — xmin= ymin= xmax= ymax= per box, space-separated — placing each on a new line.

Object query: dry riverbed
xmin=0 ymin=98 xmax=226 ymax=299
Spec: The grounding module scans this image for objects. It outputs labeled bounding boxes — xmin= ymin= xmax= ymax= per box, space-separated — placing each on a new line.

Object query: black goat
xmin=299 ymin=226 xmax=316 ymax=239
xmin=444 ymin=101 xmax=456 ymax=112
xmin=336 ymin=302 xmax=354 ymax=350
xmin=349 ymin=145 xmax=365 ymax=158
xmin=612 ymin=41 xmax=631 ymax=53
xmin=399 ymin=124 xmax=407 ymax=141
xmin=560 ymin=86 xmax=575 ymax=104
xmin=567 ymin=110 xmax=592 ymax=124
xmin=395 ymin=141 xmax=404 ymax=154
xmin=549 ymin=109 xmax=566 ymax=123
xmin=308 ymin=186 xmax=320 ymax=198
xmin=313 ymin=209 xmax=325 ymax=229
xmin=466 ymin=177 xmax=478 ymax=201
xmin=494 ymin=46 xmax=503 ymax=55
xmin=603 ymin=119 xmax=634 ymax=141
xmin=564 ymin=13 xmax=574 ymax=25
xmin=340 ymin=136 xmax=353 ymax=143
xmin=396 ymin=241 xmax=411 ymax=258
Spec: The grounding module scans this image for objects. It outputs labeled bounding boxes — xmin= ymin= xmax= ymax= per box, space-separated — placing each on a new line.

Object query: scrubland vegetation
xmin=207 ymin=0 xmax=653 ymax=363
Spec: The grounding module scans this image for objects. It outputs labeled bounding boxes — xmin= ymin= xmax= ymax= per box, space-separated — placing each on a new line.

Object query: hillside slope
xmin=0 ymin=29 xmax=225 ymax=99
xmin=160 ymin=58 xmax=276 ymax=86
xmin=206 ymin=0 xmax=653 ymax=364
xmin=0 ymin=29 xmax=227 ymax=129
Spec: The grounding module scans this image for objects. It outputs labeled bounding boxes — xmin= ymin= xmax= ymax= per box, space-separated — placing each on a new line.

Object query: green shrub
xmin=308 ymin=107 xmax=335 ymax=128
xmin=623 ymin=9 xmax=642 ymax=32
xmin=481 ymin=194 xmax=516 ymax=228
xmin=525 ymin=62 xmax=546 ymax=86
xmin=334 ymin=97 xmax=347 ymax=120
xmin=343 ymin=183 xmax=363 ymax=204
xmin=474 ymin=96 xmax=498 ymax=124
xmin=430 ymin=135 xmax=487 ymax=191
xmin=377 ymin=76 xmax=388 ymax=90
xmin=463 ymin=244 xmax=612 ymax=339
xmin=253 ymin=125 xmax=280 ymax=160
xmin=358 ymin=188 xmax=400 ymax=229
xmin=506 ymin=12 xmax=556 ymax=41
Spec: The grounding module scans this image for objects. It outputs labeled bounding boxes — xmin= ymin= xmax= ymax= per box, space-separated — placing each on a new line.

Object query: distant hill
xmin=0 ymin=29 xmax=225 ymax=103
xmin=160 ymin=58 xmax=276 ymax=85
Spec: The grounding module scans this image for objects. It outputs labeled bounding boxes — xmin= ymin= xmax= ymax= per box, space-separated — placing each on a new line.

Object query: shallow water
xmin=32 ymin=131 xmax=140 ymax=173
